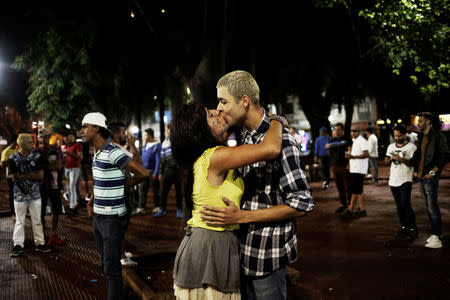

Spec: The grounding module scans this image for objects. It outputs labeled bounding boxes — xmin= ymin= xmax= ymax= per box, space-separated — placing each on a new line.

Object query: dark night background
xmin=0 ymin=0 xmax=449 ymax=140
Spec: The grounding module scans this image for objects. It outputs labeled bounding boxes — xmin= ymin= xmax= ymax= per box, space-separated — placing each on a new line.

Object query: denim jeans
xmin=318 ymin=156 xmax=330 ymax=183
xmin=160 ymin=167 xmax=182 ymax=211
xmin=390 ymin=182 xmax=417 ymax=230
xmin=243 ymin=267 xmax=287 ymax=300
xmin=368 ymin=157 xmax=378 ymax=180
xmin=65 ymin=168 xmax=81 ymax=209
xmin=93 ymin=214 xmax=128 ymax=300
xmin=418 ymin=177 xmax=442 ymax=236
xmin=139 ymin=170 xmax=160 ymax=209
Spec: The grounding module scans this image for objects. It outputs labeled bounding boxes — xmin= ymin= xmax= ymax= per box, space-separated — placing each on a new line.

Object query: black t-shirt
xmin=81 ymin=142 xmax=93 ymax=165
xmin=329 ymin=136 xmax=352 ymax=167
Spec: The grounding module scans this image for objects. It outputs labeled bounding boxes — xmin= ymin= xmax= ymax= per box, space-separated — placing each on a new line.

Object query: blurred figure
xmin=158 ymin=121 xmax=183 ymax=218
xmin=80 ymin=140 xmax=94 ymax=201
xmin=385 ymin=124 xmax=418 ymax=241
xmin=63 ymin=132 xmax=83 ymax=216
xmin=289 ymin=126 xmax=303 ymax=146
xmin=342 ymin=125 xmax=369 ymax=219
xmin=326 ymin=123 xmax=351 ymax=213
xmin=136 ymin=128 xmax=161 ymax=216
xmin=406 ymin=124 xmax=418 ymax=146
xmin=1 ymin=134 xmax=19 ymax=218
xmin=9 ymin=134 xmax=51 ymax=256
xmin=36 ymin=128 xmax=66 ymax=245
xmin=315 ymin=126 xmax=331 ymax=189
xmin=366 ymin=127 xmax=379 ymax=183
xmin=411 ymin=112 xmax=449 ymax=249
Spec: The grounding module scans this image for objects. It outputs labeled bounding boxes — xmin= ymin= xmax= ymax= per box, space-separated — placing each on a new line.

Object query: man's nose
xmin=216 ymin=102 xmax=223 ymax=111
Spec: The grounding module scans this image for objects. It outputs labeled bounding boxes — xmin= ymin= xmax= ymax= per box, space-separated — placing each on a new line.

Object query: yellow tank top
xmin=187 ymin=146 xmax=244 ymax=231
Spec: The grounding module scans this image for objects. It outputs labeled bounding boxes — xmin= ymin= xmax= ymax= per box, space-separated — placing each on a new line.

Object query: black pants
xmin=332 ymin=166 xmax=350 ymax=207
xmin=8 ymin=178 xmax=14 ymax=215
xmin=139 ymin=170 xmax=160 ymax=209
xmin=318 ymin=156 xmax=330 ymax=183
xmin=160 ymin=167 xmax=182 ymax=211
xmin=93 ymin=214 xmax=128 ymax=300
xmin=390 ymin=182 xmax=417 ymax=230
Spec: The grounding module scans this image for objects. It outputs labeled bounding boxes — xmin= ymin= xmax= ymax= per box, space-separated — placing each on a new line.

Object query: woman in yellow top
xmin=170 ymin=102 xmax=284 ymax=299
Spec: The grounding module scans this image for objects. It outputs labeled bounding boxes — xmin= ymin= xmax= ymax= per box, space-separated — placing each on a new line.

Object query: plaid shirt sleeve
xmin=279 ymin=131 xmax=314 ymax=212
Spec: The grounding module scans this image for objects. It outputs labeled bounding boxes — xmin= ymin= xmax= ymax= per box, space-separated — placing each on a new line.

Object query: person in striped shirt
xmin=80 ymin=112 xmax=149 ymax=300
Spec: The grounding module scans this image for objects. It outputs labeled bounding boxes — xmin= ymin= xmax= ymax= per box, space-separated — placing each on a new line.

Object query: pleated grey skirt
xmin=173 ymin=226 xmax=240 ymax=293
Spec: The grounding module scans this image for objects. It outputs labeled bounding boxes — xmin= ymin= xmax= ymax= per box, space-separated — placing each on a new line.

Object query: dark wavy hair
xmin=170 ymin=102 xmax=225 ymax=211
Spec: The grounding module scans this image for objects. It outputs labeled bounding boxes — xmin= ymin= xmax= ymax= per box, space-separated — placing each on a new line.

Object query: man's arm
xmin=201 ymin=133 xmax=313 ymax=225
xmin=347 ymin=150 xmax=369 ymax=159
xmin=12 ymin=170 xmax=44 ymax=182
xmin=124 ymin=160 xmax=149 ymax=188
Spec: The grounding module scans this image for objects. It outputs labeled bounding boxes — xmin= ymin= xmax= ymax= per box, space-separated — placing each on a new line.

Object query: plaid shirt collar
xmin=241 ymin=108 xmax=270 ymax=140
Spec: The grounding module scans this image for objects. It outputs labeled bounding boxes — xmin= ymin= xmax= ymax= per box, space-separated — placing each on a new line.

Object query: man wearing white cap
xmin=80 ymin=112 xmax=149 ymax=300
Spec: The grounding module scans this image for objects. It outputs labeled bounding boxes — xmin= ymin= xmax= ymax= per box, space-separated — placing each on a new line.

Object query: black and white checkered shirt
xmin=239 ymin=113 xmax=314 ymax=277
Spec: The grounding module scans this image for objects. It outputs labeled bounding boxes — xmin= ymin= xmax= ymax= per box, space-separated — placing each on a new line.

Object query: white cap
xmin=82 ymin=112 xmax=108 ymax=129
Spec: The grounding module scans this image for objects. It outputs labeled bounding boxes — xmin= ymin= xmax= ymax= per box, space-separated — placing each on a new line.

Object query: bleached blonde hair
xmin=216 ymin=70 xmax=260 ymax=106
xmin=17 ymin=133 xmax=32 ymax=147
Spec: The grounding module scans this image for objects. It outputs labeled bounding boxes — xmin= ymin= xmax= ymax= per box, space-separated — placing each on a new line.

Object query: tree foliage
xmin=315 ymin=0 xmax=449 ymax=96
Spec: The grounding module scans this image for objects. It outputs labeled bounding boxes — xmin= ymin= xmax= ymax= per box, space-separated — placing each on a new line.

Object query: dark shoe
xmin=35 ymin=244 xmax=51 ymax=253
xmin=10 ymin=245 xmax=23 ymax=257
xmin=407 ymin=229 xmax=418 ymax=241
xmin=176 ymin=209 xmax=182 ymax=219
xmin=341 ymin=209 xmax=353 ymax=219
xmin=67 ymin=208 xmax=77 ymax=217
xmin=335 ymin=205 xmax=347 ymax=213
xmin=354 ymin=209 xmax=367 ymax=217
xmin=395 ymin=226 xmax=408 ymax=237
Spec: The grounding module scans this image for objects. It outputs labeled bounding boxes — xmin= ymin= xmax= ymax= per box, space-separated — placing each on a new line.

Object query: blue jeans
xmin=368 ymin=157 xmax=378 ymax=180
xmin=244 ymin=267 xmax=287 ymax=300
xmin=93 ymin=214 xmax=128 ymax=300
xmin=65 ymin=168 xmax=81 ymax=209
xmin=418 ymin=177 xmax=442 ymax=236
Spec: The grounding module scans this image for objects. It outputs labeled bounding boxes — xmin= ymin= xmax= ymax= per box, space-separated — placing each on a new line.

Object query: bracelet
xmin=269 ymin=115 xmax=286 ymax=127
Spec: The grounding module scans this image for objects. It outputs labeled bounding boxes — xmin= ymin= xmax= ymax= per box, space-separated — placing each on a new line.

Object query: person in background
xmin=326 ymin=123 xmax=352 ymax=213
xmin=80 ymin=140 xmax=94 ymax=201
xmin=411 ymin=112 xmax=449 ymax=249
xmin=1 ymin=134 xmax=19 ymax=219
xmin=9 ymin=133 xmax=51 ymax=256
xmin=342 ymin=125 xmax=369 ymax=219
xmin=385 ymin=124 xmax=418 ymax=241
xmin=36 ymin=128 xmax=66 ymax=245
xmin=63 ymin=132 xmax=83 ymax=216
xmin=135 ymin=128 xmax=161 ymax=216
xmin=315 ymin=126 xmax=331 ymax=189
xmin=158 ymin=121 xmax=183 ymax=218
xmin=406 ymin=124 xmax=418 ymax=146
xmin=367 ymin=127 xmax=379 ymax=183
xmin=81 ymin=112 xmax=148 ymax=300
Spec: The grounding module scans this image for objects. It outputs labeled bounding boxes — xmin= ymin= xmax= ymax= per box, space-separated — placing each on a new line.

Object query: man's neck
xmin=396 ymin=140 xmax=407 ymax=147
xmin=92 ymin=136 xmax=106 ymax=152
xmin=19 ymin=149 xmax=30 ymax=157
xmin=244 ymin=106 xmax=265 ymax=131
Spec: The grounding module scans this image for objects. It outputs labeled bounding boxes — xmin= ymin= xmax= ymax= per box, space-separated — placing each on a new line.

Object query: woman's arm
xmin=210 ymin=119 xmax=283 ymax=173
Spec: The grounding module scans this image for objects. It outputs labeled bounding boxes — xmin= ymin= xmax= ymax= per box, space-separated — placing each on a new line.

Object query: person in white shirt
xmin=342 ymin=125 xmax=369 ymax=218
xmin=385 ymin=124 xmax=418 ymax=241
xmin=406 ymin=125 xmax=418 ymax=146
xmin=367 ymin=127 xmax=379 ymax=183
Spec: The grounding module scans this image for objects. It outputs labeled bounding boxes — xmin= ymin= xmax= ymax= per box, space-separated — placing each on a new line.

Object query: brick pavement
xmin=0 ymin=163 xmax=449 ymax=299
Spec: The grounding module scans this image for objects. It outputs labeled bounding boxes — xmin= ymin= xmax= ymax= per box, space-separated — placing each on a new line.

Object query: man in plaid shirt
xmin=201 ymin=70 xmax=314 ymax=299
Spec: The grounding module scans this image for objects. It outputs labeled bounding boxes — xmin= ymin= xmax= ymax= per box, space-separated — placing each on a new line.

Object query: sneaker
xmin=61 ymin=205 xmax=66 ymax=215
xmin=46 ymin=205 xmax=52 ymax=215
xmin=85 ymin=194 xmax=92 ymax=201
xmin=407 ymin=229 xmax=418 ymax=241
xmin=176 ymin=209 xmax=182 ymax=219
xmin=425 ymin=235 xmax=442 ymax=249
xmin=131 ymin=209 xmax=139 ymax=216
xmin=35 ymin=244 xmax=51 ymax=253
xmin=136 ymin=207 xmax=147 ymax=215
xmin=50 ymin=234 xmax=66 ymax=245
xmin=151 ymin=207 xmax=161 ymax=214
xmin=125 ymin=251 xmax=133 ymax=258
xmin=335 ymin=205 xmax=347 ymax=213
xmin=121 ymin=257 xmax=138 ymax=267
xmin=324 ymin=182 xmax=329 ymax=189
xmin=10 ymin=245 xmax=23 ymax=257
xmin=341 ymin=209 xmax=353 ymax=219
xmin=152 ymin=210 xmax=167 ymax=218
xmin=63 ymin=192 xmax=68 ymax=201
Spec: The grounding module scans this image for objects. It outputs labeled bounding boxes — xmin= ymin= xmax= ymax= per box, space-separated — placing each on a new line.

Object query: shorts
xmin=41 ymin=188 xmax=63 ymax=215
xmin=349 ymin=173 xmax=365 ymax=194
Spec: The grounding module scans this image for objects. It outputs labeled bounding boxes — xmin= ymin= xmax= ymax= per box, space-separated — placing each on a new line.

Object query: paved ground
xmin=0 ymin=163 xmax=449 ymax=299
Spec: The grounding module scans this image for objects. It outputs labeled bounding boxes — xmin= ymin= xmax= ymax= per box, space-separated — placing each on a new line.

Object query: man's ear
xmin=240 ymin=95 xmax=251 ymax=109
